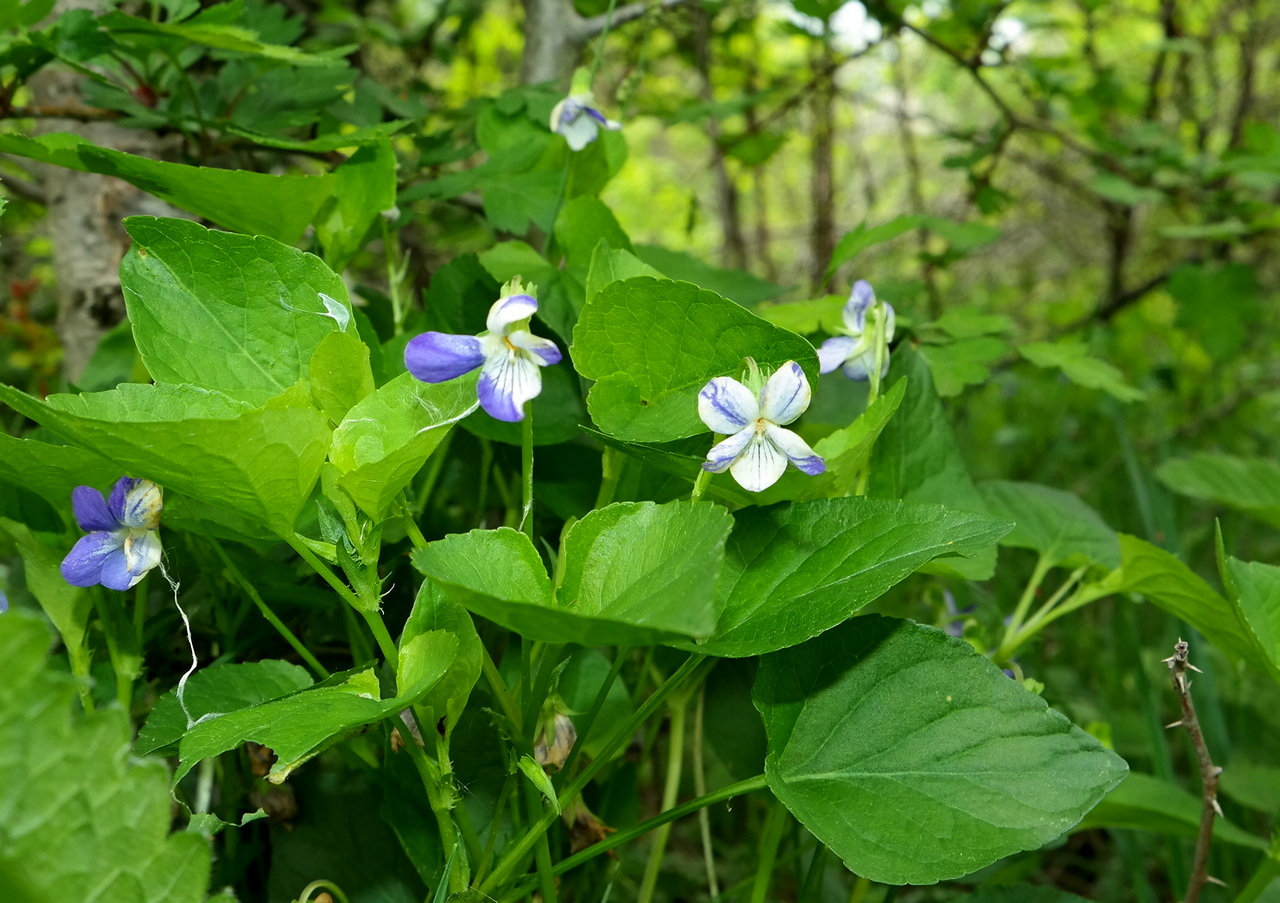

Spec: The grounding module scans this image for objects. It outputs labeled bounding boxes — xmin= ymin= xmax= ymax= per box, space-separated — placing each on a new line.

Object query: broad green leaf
xmin=0 ymin=382 xmax=330 ymax=535
xmin=634 ymin=245 xmax=785 ymax=307
xmin=121 ymin=216 xmax=351 ymax=405
xmin=401 ymin=581 xmax=484 ymax=730
xmin=868 ymin=348 xmax=995 ymax=579
xmin=0 ymin=612 xmax=211 ymax=902
xmin=0 ymin=518 xmax=92 ymax=658
xmin=0 ymin=432 xmax=119 ymax=513
xmin=413 ymin=501 xmax=732 ymax=645
xmin=554 ymin=196 xmax=632 ymax=268
xmin=979 ymin=480 xmax=1120 ymax=569
xmin=916 ymin=336 xmax=1008 ymax=397
xmin=755 ymin=294 xmax=845 ymax=335
xmin=1096 ymin=535 xmax=1275 ymax=679
xmin=517 ymin=755 xmax=559 ymax=813
xmin=1168 ymin=263 xmax=1260 ymax=360
xmin=397 ymin=631 xmax=464 ymax=706
xmin=572 ymin=276 xmax=818 ymax=441
xmin=926 ymin=308 xmax=1015 ymax=339
xmin=0 ymin=133 xmax=334 ymax=242
xmin=1156 ymin=453 xmax=1280 ymax=527
xmin=483 ymin=170 xmax=561 ymax=234
xmin=754 ymin=615 xmax=1127 ymax=885
xmin=584 ymin=244 xmax=665 ymax=303
xmin=1089 ymin=173 xmax=1164 ymax=206
xmin=314 ymin=136 xmax=397 ymax=272
xmin=689 ymin=499 xmax=1013 ymax=657
xmin=310 ymin=330 xmax=376 ymax=424
xmin=1220 ymin=761 xmax=1280 ymax=814
xmin=101 ymin=11 xmax=342 ymax=65
xmin=175 ymin=650 xmax=455 ymax=784
xmin=136 ymin=660 xmax=315 ymax=756
xmin=1019 ymin=341 xmax=1146 ymax=403
xmin=1220 ymin=554 xmax=1280 ymax=672
xmin=330 ymin=372 xmax=477 ymax=519
xmin=478 ymin=241 xmax=557 ymax=289
xmin=1076 ymin=772 xmax=1266 ymax=849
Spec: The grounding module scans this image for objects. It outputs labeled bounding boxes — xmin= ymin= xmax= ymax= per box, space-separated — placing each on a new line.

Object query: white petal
xmin=508 ymin=330 xmax=562 ymax=366
xmin=124 ymin=529 xmax=163 ymax=580
xmin=478 ymin=347 xmax=543 ymax=422
xmin=702 ymin=426 xmax=755 ymax=473
xmin=842 ymin=280 xmax=875 ymax=334
xmin=486 ymin=294 xmax=539 ymax=334
xmin=759 ymin=361 xmax=811 ymax=425
xmin=764 ymin=424 xmax=825 ymax=476
xmin=728 ymin=433 xmax=789 ymax=492
xmin=882 ymin=302 xmax=897 ymax=343
xmin=698 ymin=377 xmax=758 ymax=434
xmin=817 ymin=336 xmax=856 ymax=374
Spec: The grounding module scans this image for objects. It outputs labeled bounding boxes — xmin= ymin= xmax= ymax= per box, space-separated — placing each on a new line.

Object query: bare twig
xmin=575 ymin=0 xmax=687 ymax=38
xmin=1163 ymin=639 xmax=1224 ymax=903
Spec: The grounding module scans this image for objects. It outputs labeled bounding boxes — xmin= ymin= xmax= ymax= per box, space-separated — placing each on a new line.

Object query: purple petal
xmin=477 ymin=350 xmax=542 ymax=422
xmin=702 ymin=426 xmax=755 ymax=473
xmin=698 ymin=377 xmax=757 ymax=434
xmin=72 ymin=485 xmax=119 ymax=532
xmin=405 ymin=332 xmax=485 ymax=383
xmin=842 ymin=280 xmax=875 ymax=333
xmin=841 ymin=350 xmax=876 ymax=382
xmin=759 ymin=361 xmax=811 ymax=426
xmin=508 ymin=331 xmax=562 ymax=366
xmin=728 ymin=433 xmax=788 ymax=492
xmin=0 ymin=591 xmax=8 ymax=614
xmin=487 ymin=294 xmax=539 ymax=334
xmin=816 ymin=336 xmax=856 ymax=375
xmin=61 ymin=530 xmax=124 ymax=587
xmin=764 ymin=424 xmax=825 ymax=476
xmin=100 ymin=545 xmax=140 ymax=591
xmin=116 ymin=478 xmax=162 ymax=530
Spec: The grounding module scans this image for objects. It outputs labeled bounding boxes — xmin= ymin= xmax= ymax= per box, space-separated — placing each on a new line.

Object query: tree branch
xmin=1164 ymin=639 xmax=1224 ymax=903
xmin=575 ymin=0 xmax=688 ymax=39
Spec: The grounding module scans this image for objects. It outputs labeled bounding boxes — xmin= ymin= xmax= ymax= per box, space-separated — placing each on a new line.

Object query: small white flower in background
xmin=404 ymin=278 xmax=562 ymax=422
xmin=817 ymin=280 xmax=895 ymax=381
xmin=550 ymin=93 xmax=622 ymax=151
xmin=698 ymin=359 xmax=825 ymax=493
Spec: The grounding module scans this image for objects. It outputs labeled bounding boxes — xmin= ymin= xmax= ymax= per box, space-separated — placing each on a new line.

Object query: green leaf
xmin=136 ymin=660 xmax=315 ymax=756
xmin=1220 ymin=553 xmax=1280 ymax=673
xmin=978 ymin=481 xmax=1120 ymax=569
xmin=1095 ymin=535 xmax=1275 ymax=679
xmin=555 ymin=196 xmax=632 ymax=268
xmin=633 ymin=245 xmax=785 ymax=307
xmin=0 ymin=133 xmax=335 ymax=243
xmin=1156 ymin=453 xmax=1280 ymax=527
xmin=517 ymin=755 xmax=560 ymax=813
xmin=121 ymin=216 xmax=352 ymax=405
xmin=0 ymin=612 xmax=211 ymax=902
xmin=310 ymin=330 xmax=376 ymax=425
xmin=175 ymin=654 xmax=454 ymax=785
xmin=0 ymin=432 xmax=119 ymax=513
xmin=689 ymin=499 xmax=1013 ymax=657
xmin=330 ymin=372 xmax=477 ymax=519
xmin=413 ymin=500 xmax=733 ymax=645
xmin=401 ymin=581 xmax=484 ymax=730
xmin=754 ymin=294 xmax=846 ymax=335
xmin=1076 ymin=772 xmax=1266 ymax=849
xmin=754 ymin=615 xmax=1127 ymax=885
xmin=868 ymin=348 xmax=995 ymax=579
xmin=584 ymin=244 xmax=666 ymax=303
xmin=558 ymin=648 xmax=635 ymax=760
xmin=1088 ymin=173 xmax=1165 ymax=206
xmin=572 ymin=277 xmax=818 ymax=442
xmin=824 ymin=215 xmax=924 ymax=282
xmin=916 ymin=336 xmax=1009 ymax=397
xmin=0 ymin=382 xmax=330 ymax=535
xmin=0 ymin=518 xmax=92 ymax=657
xmin=1019 ymin=341 xmax=1146 ymax=402
xmin=314 ymin=136 xmax=398 ymax=271
xmin=956 ymin=889 xmax=1092 ymax=903
xmin=1220 ymin=761 xmax=1280 ymax=814
xmin=397 ymin=630 xmax=464 ymax=706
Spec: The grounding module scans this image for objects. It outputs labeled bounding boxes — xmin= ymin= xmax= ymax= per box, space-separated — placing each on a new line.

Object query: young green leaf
xmin=979 ymin=480 xmax=1120 ymax=569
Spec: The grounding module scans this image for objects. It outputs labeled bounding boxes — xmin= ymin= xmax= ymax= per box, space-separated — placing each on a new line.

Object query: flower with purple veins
xmin=817 ymin=280 xmax=896 ymax=381
xmin=404 ymin=281 xmax=562 ymax=423
xmin=550 ymin=93 xmax=622 ymax=151
xmin=61 ymin=477 xmax=163 ymax=591
xmin=699 ymin=359 xmax=825 ymax=493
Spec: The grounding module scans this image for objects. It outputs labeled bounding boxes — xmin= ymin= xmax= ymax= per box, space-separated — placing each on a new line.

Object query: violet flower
xmin=550 ymin=93 xmax=621 ymax=151
xmin=404 ymin=282 xmax=562 ymax=422
xmin=817 ymin=280 xmax=896 ymax=381
xmin=61 ymin=477 xmax=163 ymax=591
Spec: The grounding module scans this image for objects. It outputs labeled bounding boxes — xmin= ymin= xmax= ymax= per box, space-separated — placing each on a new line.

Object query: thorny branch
xmin=1164 ymin=639 xmax=1225 ymax=903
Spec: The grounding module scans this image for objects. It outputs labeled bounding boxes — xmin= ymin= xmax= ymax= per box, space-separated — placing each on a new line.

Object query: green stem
xmin=361 ymin=610 xmax=399 ymax=668
xmin=133 ymin=578 xmax=147 ymax=650
xmin=749 ymin=800 xmax=789 ymax=903
xmin=637 ymin=695 xmax=689 ymax=903
xmin=298 ymin=879 xmax=353 ymax=903
xmin=595 ymin=446 xmax=623 ymax=509
xmin=403 ymin=727 xmax=468 ymax=893
xmin=473 ymin=773 xmax=516 ymax=886
xmin=690 ymin=468 xmax=712 ymax=502
xmin=480 ymin=654 xmax=709 ymax=894
xmin=693 ymin=684 xmax=721 ymax=899
xmin=503 ymin=774 xmax=768 ymax=900
xmin=1008 ymin=579 xmax=1109 ymax=655
xmin=523 ymin=779 xmax=559 ymax=903
xmin=1233 ymin=835 xmax=1280 ymax=903
xmin=91 ymin=587 xmax=134 ymax=710
xmin=799 ymin=843 xmax=827 ymax=902
xmin=558 ymin=646 xmax=630 ymax=784
xmin=209 ymin=537 xmax=329 ymax=678
xmin=481 ymin=641 xmax=524 ymax=730
xmin=997 ymin=554 xmax=1052 ymax=660
xmin=520 ymin=403 xmax=535 ymax=540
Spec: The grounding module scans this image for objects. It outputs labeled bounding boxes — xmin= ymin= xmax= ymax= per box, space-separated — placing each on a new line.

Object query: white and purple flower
xmin=61 ymin=477 xmax=163 ymax=591
xmin=404 ymin=286 xmax=562 ymax=423
xmin=0 ymin=590 xmax=7 ymax=614
xmin=550 ymin=93 xmax=621 ymax=152
xmin=817 ymin=280 xmax=896 ymax=381
xmin=699 ymin=360 xmax=825 ymax=492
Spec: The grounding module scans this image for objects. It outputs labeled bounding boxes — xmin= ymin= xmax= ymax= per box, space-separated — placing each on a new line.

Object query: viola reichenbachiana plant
xmin=4 ymin=37 xmax=1279 ymax=903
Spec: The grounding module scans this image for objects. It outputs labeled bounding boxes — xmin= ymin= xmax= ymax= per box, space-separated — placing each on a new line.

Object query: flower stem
xmin=636 ymin=694 xmax=689 ymax=903
xmin=520 ymin=402 xmax=535 ymax=541
xmin=749 ymin=800 xmax=789 ymax=903
xmin=557 ymin=645 xmax=630 ymax=783
xmin=690 ymin=468 xmax=712 ymax=502
xmin=402 ymin=722 xmax=469 ymax=893
xmin=209 ymin=537 xmax=329 ymax=678
xmin=997 ymin=553 xmax=1052 ymax=660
